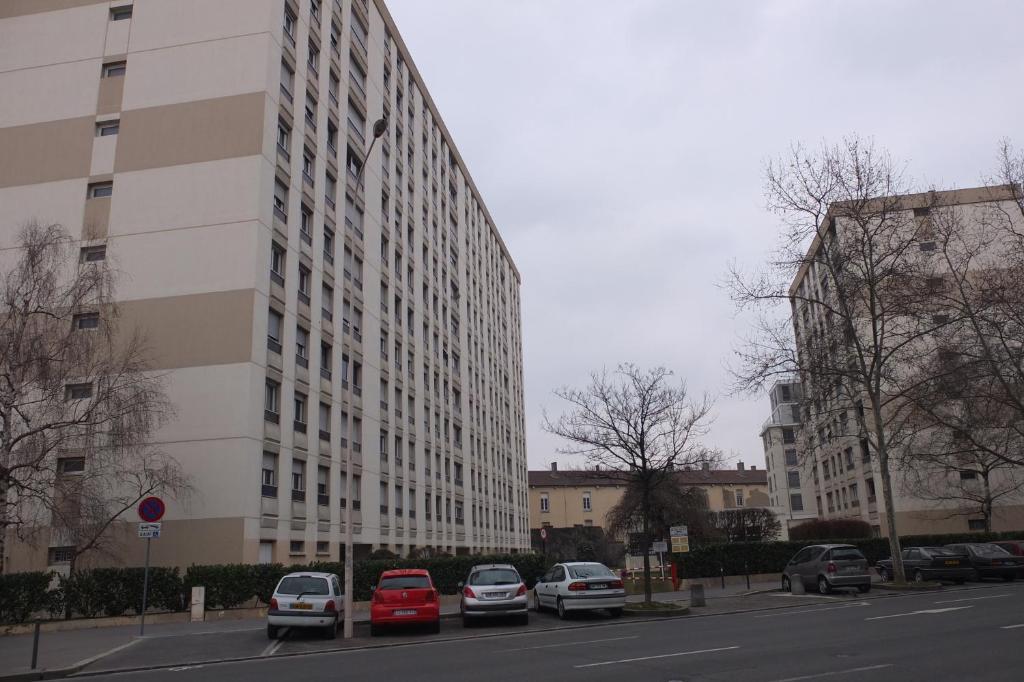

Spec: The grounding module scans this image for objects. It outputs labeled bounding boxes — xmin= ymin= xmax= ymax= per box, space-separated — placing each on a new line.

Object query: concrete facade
xmin=760 ymin=380 xmax=817 ymax=539
xmin=1 ymin=0 xmax=529 ymax=571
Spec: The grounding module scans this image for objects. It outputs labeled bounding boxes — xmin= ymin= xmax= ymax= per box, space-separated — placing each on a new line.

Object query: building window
xmin=65 ymin=383 xmax=93 ymax=400
xmin=267 ymin=309 xmax=283 ymax=352
xmin=294 ymin=392 xmax=308 ymax=430
xmin=540 ymin=493 xmax=549 ymax=513
xmin=319 ymin=402 xmax=331 ymax=441
xmin=270 ymin=243 xmax=285 ymax=285
xmin=48 ymin=547 xmax=75 ymax=564
xmin=262 ymin=452 xmax=278 ymax=497
xmin=305 ymin=93 xmax=318 ymax=130
xmin=88 ymin=182 xmax=113 ymax=198
xmin=582 ymin=492 xmax=591 ymax=512
xmin=735 ymin=490 xmax=744 ymax=507
xmin=280 ymin=59 xmax=295 ymax=102
xmin=57 ymin=457 xmax=85 ymax=474
xmin=277 ymin=118 xmax=291 ymax=158
xmin=274 ymin=180 xmax=289 ymax=222
xmin=790 ymin=493 xmax=804 ymax=511
xmin=959 ymin=470 xmax=977 ymax=480
xmin=289 ymin=540 xmax=304 ymax=554
xmin=283 ymin=6 xmax=296 ymax=45
xmin=264 ymin=380 xmax=280 ymax=420
xmin=787 ymin=470 xmax=800 ymax=488
xmin=295 ymin=325 xmax=309 ymax=366
xmin=300 ymin=205 xmax=313 ymax=242
xmin=291 ymin=460 xmax=305 ymax=500
xmin=968 ymin=519 xmax=986 ymax=531
xmin=322 ymin=284 xmax=333 ymax=320
xmin=73 ymin=312 xmax=100 ymax=330
xmin=302 ymin=150 xmax=315 ymax=185
xmin=317 ymin=465 xmax=329 ymax=505
xmin=80 ymin=245 xmax=106 ymax=262
xmin=96 ymin=120 xmax=120 ymax=136
xmin=784 ymin=449 xmax=798 ymax=467
xmin=307 ymin=41 xmax=319 ymax=74
xmin=782 ymin=427 xmax=795 ymax=444
xmin=110 ymin=5 xmax=132 ymax=20
xmin=101 ymin=61 xmax=126 ymax=78
xmin=323 ymin=228 xmax=335 ymax=264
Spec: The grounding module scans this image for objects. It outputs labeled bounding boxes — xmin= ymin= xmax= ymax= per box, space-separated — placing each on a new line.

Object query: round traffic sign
xmin=539 ymin=528 xmax=547 ymax=540
xmin=138 ymin=496 xmax=165 ymax=522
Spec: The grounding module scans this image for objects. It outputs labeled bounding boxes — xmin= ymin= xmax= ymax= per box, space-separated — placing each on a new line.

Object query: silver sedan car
xmin=533 ymin=562 xmax=626 ymax=619
xmin=459 ymin=564 xmax=529 ymax=626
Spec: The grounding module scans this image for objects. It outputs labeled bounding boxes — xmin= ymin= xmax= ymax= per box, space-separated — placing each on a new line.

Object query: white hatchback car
xmin=533 ymin=562 xmax=626 ymax=619
xmin=267 ymin=572 xmax=343 ymax=639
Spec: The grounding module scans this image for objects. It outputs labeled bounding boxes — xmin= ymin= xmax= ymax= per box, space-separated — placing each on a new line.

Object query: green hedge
xmin=0 ymin=572 xmax=56 ymax=623
xmin=674 ymin=530 xmax=1024 ymax=578
xmin=60 ymin=568 xmax=182 ymax=618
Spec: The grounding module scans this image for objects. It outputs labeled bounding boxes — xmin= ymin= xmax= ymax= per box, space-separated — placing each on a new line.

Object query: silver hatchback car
xmin=782 ymin=544 xmax=871 ymax=595
xmin=459 ymin=564 xmax=529 ymax=626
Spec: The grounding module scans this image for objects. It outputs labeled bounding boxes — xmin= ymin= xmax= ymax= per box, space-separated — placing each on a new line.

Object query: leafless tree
xmin=727 ymin=136 xmax=953 ymax=583
xmin=605 ymin=477 xmax=712 ymax=545
xmin=543 ymin=364 xmax=717 ymax=603
xmin=0 ymin=222 xmax=187 ymax=574
xmin=706 ymin=508 xmax=782 ymax=543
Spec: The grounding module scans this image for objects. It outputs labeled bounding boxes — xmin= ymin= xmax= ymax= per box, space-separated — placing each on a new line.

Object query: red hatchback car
xmin=370 ymin=569 xmax=441 ymax=636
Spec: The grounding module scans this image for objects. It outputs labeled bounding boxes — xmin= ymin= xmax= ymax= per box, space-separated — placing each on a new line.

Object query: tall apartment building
xmin=760 ymin=380 xmax=816 ymax=539
xmin=0 ymin=0 xmax=529 ymax=572
xmin=789 ymin=186 xmax=1024 ymax=537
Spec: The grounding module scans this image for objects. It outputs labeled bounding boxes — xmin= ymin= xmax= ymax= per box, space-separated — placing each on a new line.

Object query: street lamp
xmin=343 ymin=115 xmax=386 ymax=640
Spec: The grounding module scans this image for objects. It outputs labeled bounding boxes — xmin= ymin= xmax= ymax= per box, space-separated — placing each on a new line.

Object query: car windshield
xmin=567 ymin=564 xmax=615 ymax=579
xmin=379 ymin=575 xmax=431 ymax=590
xmin=469 ymin=569 xmax=520 ymax=586
xmin=922 ymin=547 xmax=958 ymax=556
xmin=276 ymin=576 xmax=329 ymax=596
xmin=830 ymin=548 xmax=864 ymax=561
xmin=971 ymin=544 xmax=1011 ymax=557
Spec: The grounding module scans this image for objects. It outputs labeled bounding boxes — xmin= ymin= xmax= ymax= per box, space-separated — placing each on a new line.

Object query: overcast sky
xmin=387 ymin=0 xmax=1024 ymax=472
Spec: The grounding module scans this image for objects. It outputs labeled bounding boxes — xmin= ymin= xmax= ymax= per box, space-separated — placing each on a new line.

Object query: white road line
xmin=865 ymin=606 xmax=972 ymax=621
xmin=935 ymin=593 xmax=1010 ymax=604
xmin=1001 ymin=623 xmax=1024 ymax=629
xmin=768 ymin=663 xmax=894 ymax=682
xmin=260 ymin=629 xmax=289 ymax=657
xmin=572 ymin=645 xmax=740 ymax=669
xmin=755 ymin=603 xmax=870 ymax=618
xmin=500 ymin=635 xmax=639 ymax=652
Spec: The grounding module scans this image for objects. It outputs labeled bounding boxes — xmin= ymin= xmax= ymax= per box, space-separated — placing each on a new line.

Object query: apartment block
xmin=0 ymin=0 xmax=528 ymax=571
xmin=760 ymin=380 xmax=816 ymax=539
xmin=789 ymin=186 xmax=1024 ymax=537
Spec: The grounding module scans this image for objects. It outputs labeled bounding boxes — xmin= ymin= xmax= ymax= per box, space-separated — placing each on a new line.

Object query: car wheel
xmin=533 ymin=590 xmax=545 ymax=612
xmin=267 ymin=624 xmax=279 ymax=640
xmin=914 ymin=569 xmax=924 ymax=584
xmin=858 ymin=583 xmax=870 ymax=594
xmin=609 ymin=608 xmax=623 ymax=618
xmin=877 ymin=568 xmax=889 ymax=583
xmin=781 ymin=576 xmax=791 ymax=593
xmin=430 ymin=619 xmax=441 ymax=634
xmin=324 ymin=618 xmax=337 ymax=639
xmin=557 ymin=597 xmax=568 ymax=620
xmin=818 ymin=576 xmax=831 ymax=595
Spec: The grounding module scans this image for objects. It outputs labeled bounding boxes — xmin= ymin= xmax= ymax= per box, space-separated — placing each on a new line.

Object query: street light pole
xmin=343 ymin=115 xmax=386 ymax=640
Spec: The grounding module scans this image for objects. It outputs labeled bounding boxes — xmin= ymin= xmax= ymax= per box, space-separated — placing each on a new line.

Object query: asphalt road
xmin=74 ymin=583 xmax=1024 ymax=681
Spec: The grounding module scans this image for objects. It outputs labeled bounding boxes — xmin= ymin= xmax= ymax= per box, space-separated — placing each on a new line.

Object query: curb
xmin=0 ymin=639 xmax=140 ymax=682
xmin=622 ymin=606 xmax=690 ymax=618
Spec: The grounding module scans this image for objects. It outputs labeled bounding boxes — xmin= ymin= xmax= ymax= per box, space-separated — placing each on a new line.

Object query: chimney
xmin=701 ymin=462 xmax=710 ymax=472
xmin=550 ymin=462 xmax=558 ymax=472
xmin=750 ymin=464 xmax=756 ymax=470
xmin=737 ymin=461 xmax=745 ymax=471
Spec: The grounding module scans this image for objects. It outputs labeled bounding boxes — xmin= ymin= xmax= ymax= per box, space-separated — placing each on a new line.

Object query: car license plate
xmin=483 ymin=592 xmax=506 ymax=600
xmin=590 ymin=583 xmax=607 ymax=589
xmin=290 ymin=602 xmax=312 ymax=610
xmin=945 ymin=560 xmax=959 ymax=566
xmin=393 ymin=609 xmax=417 ymax=616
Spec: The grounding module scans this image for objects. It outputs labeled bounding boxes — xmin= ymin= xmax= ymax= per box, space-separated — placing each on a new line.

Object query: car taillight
xmin=609 ymin=580 xmax=624 ymax=589
xmin=270 ymin=598 xmax=279 ymax=610
xmin=372 ymin=590 xmax=384 ymax=604
xmin=463 ymin=586 xmax=476 ymax=598
xmin=826 ymin=562 xmax=837 ymax=575
xmin=516 ymin=583 xmax=527 ymax=597
xmin=568 ymin=581 xmax=588 ymax=591
xmin=425 ymin=590 xmax=436 ymax=602
xmin=324 ymin=600 xmax=336 ymax=613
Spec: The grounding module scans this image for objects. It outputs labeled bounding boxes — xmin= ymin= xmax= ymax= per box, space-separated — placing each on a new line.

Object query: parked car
xmin=991 ymin=540 xmax=1024 ymax=558
xmin=782 ymin=544 xmax=871 ymax=595
xmin=459 ymin=563 xmax=529 ymax=626
xmin=267 ymin=572 xmax=342 ymax=640
xmin=875 ymin=547 xmax=972 ymax=584
xmin=533 ymin=562 xmax=626 ymax=619
xmin=369 ymin=569 xmax=441 ymax=636
xmin=945 ymin=543 xmax=1024 ymax=581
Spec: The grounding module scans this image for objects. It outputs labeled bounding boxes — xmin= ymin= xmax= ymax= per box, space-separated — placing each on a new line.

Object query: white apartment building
xmin=760 ymin=380 xmax=817 ymax=538
xmin=0 ymin=0 xmax=529 ymax=571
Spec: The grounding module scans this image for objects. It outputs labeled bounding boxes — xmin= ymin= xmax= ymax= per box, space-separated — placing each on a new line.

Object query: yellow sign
xmin=670 ymin=525 xmax=689 ymax=553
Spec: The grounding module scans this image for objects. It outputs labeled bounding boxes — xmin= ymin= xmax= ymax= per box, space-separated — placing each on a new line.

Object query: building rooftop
xmin=528 ymin=467 xmax=767 ymax=488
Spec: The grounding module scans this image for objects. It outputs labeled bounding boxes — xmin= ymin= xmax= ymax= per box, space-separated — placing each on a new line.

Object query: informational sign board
xmin=651 ymin=540 xmax=668 ymax=554
xmin=138 ymin=496 xmax=166 ymax=522
xmin=138 ymin=522 xmax=162 ymax=538
xmin=670 ymin=525 xmax=689 ymax=553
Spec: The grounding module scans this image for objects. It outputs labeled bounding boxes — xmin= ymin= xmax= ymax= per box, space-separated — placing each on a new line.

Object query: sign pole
xmin=140 ymin=536 xmax=151 ymax=636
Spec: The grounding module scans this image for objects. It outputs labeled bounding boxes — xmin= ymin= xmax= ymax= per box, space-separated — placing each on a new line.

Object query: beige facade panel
xmin=126 ymin=0 xmax=275 ymax=54
xmin=82 ymin=195 xmax=110 ymax=239
xmin=121 ymin=33 xmax=276 ymax=111
xmin=114 ymin=93 xmax=266 ymax=173
xmin=0 ymin=116 xmax=94 ymax=188
xmin=120 ymin=290 xmax=256 ymax=370
xmin=0 ymin=0 xmax=105 ymax=20
xmin=0 ymin=60 xmax=101 ymax=128
xmin=96 ymin=73 xmax=125 ymax=116
xmin=0 ymin=179 xmax=86 ymax=249
xmin=0 ymin=3 xmax=105 ymax=70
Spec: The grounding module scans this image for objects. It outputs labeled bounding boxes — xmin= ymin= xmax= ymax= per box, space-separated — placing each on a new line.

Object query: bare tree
xmin=605 ymin=477 xmax=712 ymax=545
xmin=0 ymin=222 xmax=187 ymax=574
xmin=543 ymin=365 xmax=717 ymax=604
xmin=706 ymin=508 xmax=782 ymax=543
xmin=728 ymin=136 xmax=955 ymax=583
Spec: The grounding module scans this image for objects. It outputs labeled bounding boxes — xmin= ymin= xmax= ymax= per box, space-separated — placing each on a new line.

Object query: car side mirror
xmin=457 ymin=581 xmax=464 ymax=589
xmin=370 ymin=585 xmax=376 ymax=592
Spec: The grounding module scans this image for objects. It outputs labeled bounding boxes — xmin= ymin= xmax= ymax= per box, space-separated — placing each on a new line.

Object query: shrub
xmin=790 ymin=519 xmax=873 ymax=541
xmin=59 ymin=567 xmax=181 ymax=618
xmin=183 ymin=564 xmax=257 ymax=609
xmin=0 ymin=571 xmax=54 ymax=624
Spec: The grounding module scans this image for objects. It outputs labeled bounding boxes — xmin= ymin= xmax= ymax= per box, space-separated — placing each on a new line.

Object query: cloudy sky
xmin=387 ymin=0 xmax=1024 ymax=471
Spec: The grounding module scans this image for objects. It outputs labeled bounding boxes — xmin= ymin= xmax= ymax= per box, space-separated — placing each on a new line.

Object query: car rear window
xmin=276 ymin=576 xmax=329 ymax=596
xmin=379 ymin=575 xmax=431 ymax=590
xmin=829 ymin=548 xmax=865 ymax=561
xmin=971 ymin=544 xmax=1011 ymax=557
xmin=567 ymin=564 xmax=615 ymax=579
xmin=469 ymin=569 xmax=520 ymax=586
xmin=923 ymin=547 xmax=958 ymax=556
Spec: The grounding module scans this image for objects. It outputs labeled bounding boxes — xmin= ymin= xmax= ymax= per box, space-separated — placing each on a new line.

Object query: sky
xmin=386 ymin=0 xmax=1024 ymax=472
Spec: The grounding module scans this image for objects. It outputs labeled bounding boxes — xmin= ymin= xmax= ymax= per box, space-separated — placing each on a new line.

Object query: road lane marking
xmin=260 ymin=629 xmax=289 ymax=657
xmin=500 ymin=635 xmax=638 ymax=652
xmin=757 ymin=602 xmax=868 ymax=614
xmin=768 ymin=663 xmax=894 ymax=681
xmin=865 ymin=606 xmax=972 ymax=621
xmin=573 ymin=645 xmax=740 ymax=668
xmin=935 ymin=593 xmax=1010 ymax=604
xmin=1001 ymin=624 xmax=1024 ymax=629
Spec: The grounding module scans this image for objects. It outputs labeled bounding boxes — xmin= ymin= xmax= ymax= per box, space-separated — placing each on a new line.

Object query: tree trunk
xmin=0 ymin=475 xmax=7 ymax=575
xmin=982 ymin=472 xmax=993 ymax=533
xmin=641 ymin=485 xmax=652 ymax=604
xmin=872 ymin=401 xmax=905 ymax=583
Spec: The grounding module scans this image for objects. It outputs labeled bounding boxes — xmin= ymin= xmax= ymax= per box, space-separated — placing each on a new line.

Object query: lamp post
xmin=343 ymin=116 xmax=386 ymax=640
